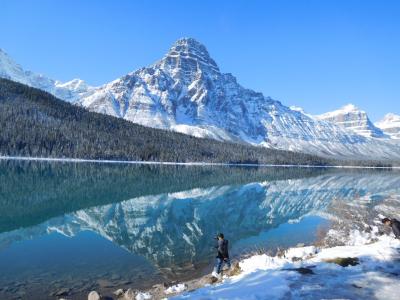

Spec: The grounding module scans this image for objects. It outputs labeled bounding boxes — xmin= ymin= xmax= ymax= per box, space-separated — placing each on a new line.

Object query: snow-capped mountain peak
xmin=1 ymin=39 xmax=399 ymax=160
xmin=157 ymin=37 xmax=220 ymax=77
xmin=56 ymin=78 xmax=90 ymax=92
xmin=315 ymin=103 xmax=386 ymax=138
xmin=375 ymin=113 xmax=400 ymax=139
xmin=0 ymin=48 xmax=28 ymax=84
xmin=0 ymin=48 xmax=93 ymax=102
xmin=78 ymin=39 xmax=400 ymax=159
xmin=317 ymin=103 xmax=361 ymax=118
xmin=341 ymin=103 xmax=358 ymax=111
xmin=289 ymin=106 xmax=314 ymax=118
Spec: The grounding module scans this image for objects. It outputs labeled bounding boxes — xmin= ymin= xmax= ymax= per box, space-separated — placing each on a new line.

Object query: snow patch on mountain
xmin=171 ymin=234 xmax=400 ymax=300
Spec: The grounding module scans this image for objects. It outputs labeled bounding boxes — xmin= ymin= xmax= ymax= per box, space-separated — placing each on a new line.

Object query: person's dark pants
xmin=214 ymin=257 xmax=231 ymax=274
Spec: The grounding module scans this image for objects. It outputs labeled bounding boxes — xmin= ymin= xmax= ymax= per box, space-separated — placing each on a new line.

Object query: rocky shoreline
xmin=74 ymin=259 xmax=240 ymax=300
xmin=80 ymin=233 xmax=399 ymax=300
xmin=79 ymin=196 xmax=400 ymax=300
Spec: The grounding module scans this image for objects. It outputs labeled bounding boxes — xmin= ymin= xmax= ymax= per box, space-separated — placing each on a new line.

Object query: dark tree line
xmin=0 ymin=78 xmax=393 ymax=167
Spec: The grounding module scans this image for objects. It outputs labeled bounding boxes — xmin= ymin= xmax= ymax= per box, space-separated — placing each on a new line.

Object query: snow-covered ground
xmin=77 ymin=194 xmax=400 ymax=300
xmin=169 ymin=231 xmax=400 ymax=300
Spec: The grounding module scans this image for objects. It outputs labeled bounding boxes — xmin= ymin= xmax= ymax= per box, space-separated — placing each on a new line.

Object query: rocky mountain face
xmin=315 ymin=104 xmax=386 ymax=138
xmin=375 ymin=113 xmax=400 ymax=139
xmin=76 ymin=38 xmax=399 ymax=160
xmin=1 ymin=39 xmax=399 ymax=160
xmin=79 ymin=37 xmax=266 ymax=142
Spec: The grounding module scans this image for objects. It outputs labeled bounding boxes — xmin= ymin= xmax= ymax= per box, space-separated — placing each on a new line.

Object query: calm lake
xmin=0 ymin=160 xmax=399 ymax=299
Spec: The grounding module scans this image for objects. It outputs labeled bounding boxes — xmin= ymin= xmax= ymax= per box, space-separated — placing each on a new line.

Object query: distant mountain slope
xmin=315 ymin=104 xmax=386 ymax=138
xmin=0 ymin=78 xmax=334 ymax=165
xmin=375 ymin=113 xmax=400 ymax=139
xmin=0 ymin=48 xmax=93 ymax=102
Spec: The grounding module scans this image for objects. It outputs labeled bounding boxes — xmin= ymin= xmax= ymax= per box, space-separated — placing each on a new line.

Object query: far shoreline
xmin=1 ymin=155 xmax=399 ymax=169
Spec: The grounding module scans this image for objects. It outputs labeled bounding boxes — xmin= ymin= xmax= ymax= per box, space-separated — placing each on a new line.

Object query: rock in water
xmin=113 ymin=288 xmax=125 ymax=297
xmin=53 ymin=288 xmax=70 ymax=297
xmin=123 ymin=288 xmax=135 ymax=300
xmin=88 ymin=290 xmax=101 ymax=300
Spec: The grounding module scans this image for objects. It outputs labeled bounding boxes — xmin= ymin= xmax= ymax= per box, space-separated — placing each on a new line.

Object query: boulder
xmin=123 ymin=288 xmax=135 ymax=300
xmin=113 ymin=288 xmax=125 ymax=297
xmin=88 ymin=290 xmax=101 ymax=300
xmin=226 ymin=261 xmax=242 ymax=276
xmin=323 ymin=257 xmax=359 ymax=267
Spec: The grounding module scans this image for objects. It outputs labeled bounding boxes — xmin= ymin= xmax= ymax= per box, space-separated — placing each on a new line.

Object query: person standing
xmin=382 ymin=217 xmax=400 ymax=239
xmin=212 ymin=233 xmax=231 ymax=278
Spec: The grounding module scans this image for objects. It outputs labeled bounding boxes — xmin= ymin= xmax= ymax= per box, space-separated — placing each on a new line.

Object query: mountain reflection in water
xmin=0 ymin=160 xmax=399 ymax=299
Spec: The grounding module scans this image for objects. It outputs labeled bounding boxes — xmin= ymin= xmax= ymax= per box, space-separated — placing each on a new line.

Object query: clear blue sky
xmin=1 ymin=0 xmax=399 ymax=121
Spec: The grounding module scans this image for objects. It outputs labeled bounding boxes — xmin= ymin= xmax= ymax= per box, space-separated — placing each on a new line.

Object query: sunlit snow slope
xmin=1 ymin=40 xmax=399 ymax=160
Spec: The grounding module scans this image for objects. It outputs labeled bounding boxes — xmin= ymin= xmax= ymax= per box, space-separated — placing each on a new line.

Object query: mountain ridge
xmin=315 ymin=104 xmax=387 ymax=138
xmin=375 ymin=113 xmax=400 ymax=139
xmin=0 ymin=48 xmax=94 ymax=102
xmin=0 ymin=39 xmax=399 ymax=160
xmin=76 ymin=38 xmax=399 ymax=160
xmin=1 ymin=78 xmax=340 ymax=167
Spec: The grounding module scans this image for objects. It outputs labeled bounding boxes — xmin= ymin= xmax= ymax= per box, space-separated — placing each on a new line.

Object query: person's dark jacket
xmin=390 ymin=219 xmax=400 ymax=239
xmin=216 ymin=239 xmax=229 ymax=259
